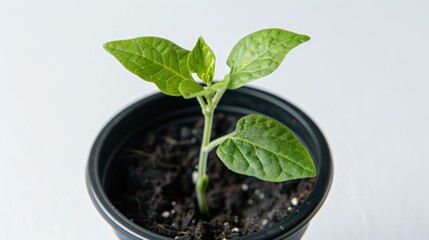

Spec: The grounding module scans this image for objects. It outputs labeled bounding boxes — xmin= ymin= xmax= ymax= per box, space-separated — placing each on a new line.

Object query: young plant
xmin=104 ymin=28 xmax=316 ymax=215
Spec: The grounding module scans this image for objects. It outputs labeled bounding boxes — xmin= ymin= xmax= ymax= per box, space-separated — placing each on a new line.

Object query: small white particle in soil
xmin=262 ymin=219 xmax=268 ymax=226
xmin=171 ymin=201 xmax=176 ymax=206
xmin=170 ymin=209 xmax=176 ymax=214
xmin=224 ymin=222 xmax=229 ymax=226
xmin=161 ymin=211 xmax=170 ymax=218
xmin=233 ymin=215 xmax=239 ymax=223
xmin=247 ymin=199 xmax=254 ymax=205
xmin=192 ymin=171 xmax=198 ymax=183
xmin=291 ymin=197 xmax=299 ymax=206
xmin=287 ymin=206 xmax=292 ymax=211
xmin=259 ymin=193 xmax=265 ymax=199
xmin=241 ymin=183 xmax=249 ymax=191
xmin=254 ymin=189 xmax=261 ymax=195
xmin=232 ymin=227 xmax=240 ymax=233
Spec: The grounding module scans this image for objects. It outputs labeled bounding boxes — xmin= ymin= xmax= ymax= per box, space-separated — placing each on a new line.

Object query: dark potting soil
xmin=108 ymin=112 xmax=316 ymax=240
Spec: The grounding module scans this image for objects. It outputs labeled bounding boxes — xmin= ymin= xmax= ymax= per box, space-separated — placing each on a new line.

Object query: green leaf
xmin=104 ymin=37 xmax=192 ymax=96
xmin=179 ymin=74 xmax=229 ymax=99
xmin=216 ymin=114 xmax=316 ymax=182
xmin=178 ymin=80 xmax=215 ymax=99
xmin=210 ymin=74 xmax=230 ymax=91
xmin=227 ymin=28 xmax=310 ymax=89
xmin=188 ymin=37 xmax=216 ymax=85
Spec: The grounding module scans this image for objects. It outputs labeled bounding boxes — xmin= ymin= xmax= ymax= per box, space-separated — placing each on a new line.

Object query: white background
xmin=1 ymin=0 xmax=428 ymax=239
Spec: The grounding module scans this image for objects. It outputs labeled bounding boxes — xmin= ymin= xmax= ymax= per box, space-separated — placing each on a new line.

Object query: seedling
xmin=104 ymin=28 xmax=316 ymax=215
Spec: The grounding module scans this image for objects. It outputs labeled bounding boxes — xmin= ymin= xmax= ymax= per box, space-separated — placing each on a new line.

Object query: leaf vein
xmin=113 ymin=48 xmax=189 ymax=81
xmin=231 ymin=137 xmax=313 ymax=174
xmin=231 ymin=33 xmax=297 ymax=74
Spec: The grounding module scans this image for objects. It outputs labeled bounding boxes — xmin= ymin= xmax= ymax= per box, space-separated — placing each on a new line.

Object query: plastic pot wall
xmin=86 ymin=86 xmax=333 ymax=240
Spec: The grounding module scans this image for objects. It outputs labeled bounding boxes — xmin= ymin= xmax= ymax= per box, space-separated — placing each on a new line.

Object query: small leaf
xmin=179 ymin=80 xmax=215 ymax=99
xmin=210 ymin=75 xmax=230 ymax=91
xmin=227 ymin=28 xmax=310 ymax=89
xmin=216 ymin=114 xmax=316 ymax=182
xmin=104 ymin=37 xmax=192 ymax=96
xmin=180 ymin=75 xmax=228 ymax=99
xmin=188 ymin=37 xmax=216 ymax=85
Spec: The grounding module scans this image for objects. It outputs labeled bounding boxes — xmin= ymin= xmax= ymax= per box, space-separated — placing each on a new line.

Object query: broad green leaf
xmin=104 ymin=37 xmax=191 ymax=96
xmin=227 ymin=29 xmax=310 ymax=89
xmin=179 ymin=80 xmax=215 ymax=99
xmin=188 ymin=37 xmax=216 ymax=85
xmin=216 ymin=114 xmax=316 ymax=182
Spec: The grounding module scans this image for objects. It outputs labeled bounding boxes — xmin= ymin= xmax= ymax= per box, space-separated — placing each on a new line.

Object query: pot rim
xmin=86 ymin=86 xmax=333 ymax=240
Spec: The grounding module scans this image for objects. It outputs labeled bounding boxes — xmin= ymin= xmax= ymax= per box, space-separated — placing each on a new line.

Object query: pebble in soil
xmin=107 ymin=112 xmax=316 ymax=240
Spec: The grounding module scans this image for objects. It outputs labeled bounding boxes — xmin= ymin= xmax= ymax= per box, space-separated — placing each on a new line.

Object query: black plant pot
xmin=86 ymin=86 xmax=333 ymax=240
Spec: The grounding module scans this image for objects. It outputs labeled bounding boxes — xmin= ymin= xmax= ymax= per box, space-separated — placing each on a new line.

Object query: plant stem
xmin=195 ymin=88 xmax=227 ymax=215
xmin=196 ymin=97 xmax=214 ymax=215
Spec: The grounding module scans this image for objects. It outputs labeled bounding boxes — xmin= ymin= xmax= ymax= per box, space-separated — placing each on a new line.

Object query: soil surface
xmin=108 ymin=112 xmax=315 ymax=240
